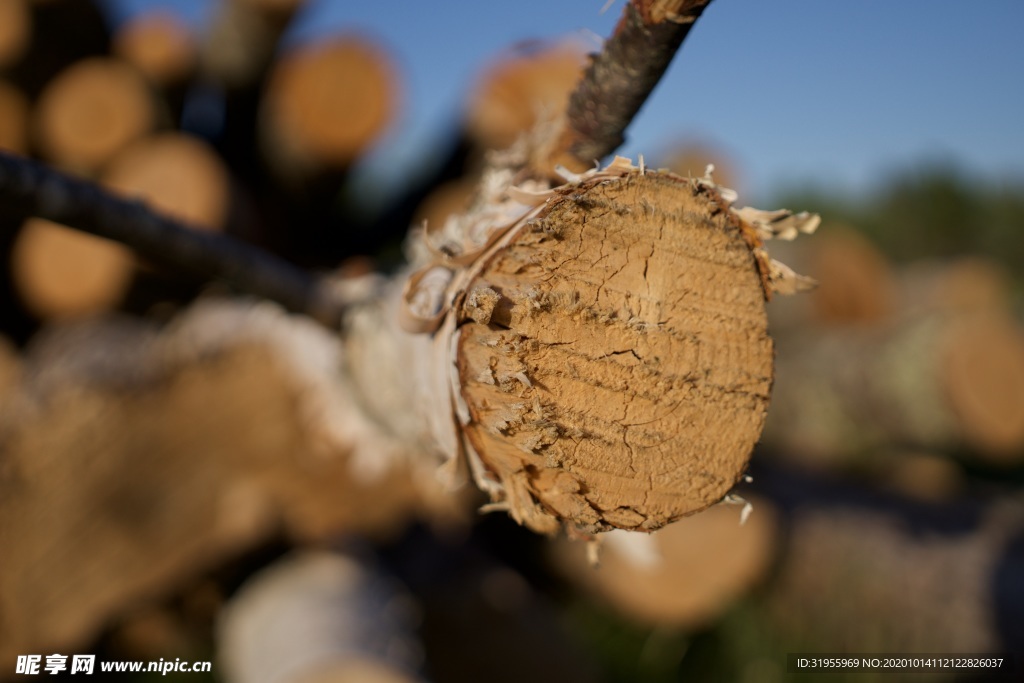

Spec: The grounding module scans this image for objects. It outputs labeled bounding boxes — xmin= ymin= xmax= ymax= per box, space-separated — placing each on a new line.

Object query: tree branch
xmin=0 ymin=151 xmax=347 ymax=327
xmin=547 ymin=0 xmax=715 ymax=169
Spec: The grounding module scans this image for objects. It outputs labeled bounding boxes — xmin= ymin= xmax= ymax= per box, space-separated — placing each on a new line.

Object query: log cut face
xmin=455 ymin=172 xmax=773 ymax=533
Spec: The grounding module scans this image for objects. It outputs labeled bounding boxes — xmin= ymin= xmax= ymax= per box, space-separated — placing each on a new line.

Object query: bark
xmin=0 ymin=151 xmax=347 ymax=327
xmin=101 ymin=132 xmax=232 ymax=232
xmin=545 ymin=0 xmax=715 ymax=170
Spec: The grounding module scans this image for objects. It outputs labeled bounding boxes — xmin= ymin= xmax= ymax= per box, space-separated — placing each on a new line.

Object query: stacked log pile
xmin=0 ymin=2 xmax=405 ymax=335
xmin=0 ymin=1 xmax=415 ymax=672
xmin=744 ymin=227 xmax=1024 ymax=666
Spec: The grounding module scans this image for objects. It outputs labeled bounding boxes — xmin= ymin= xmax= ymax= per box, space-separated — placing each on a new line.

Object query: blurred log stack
xmin=0 ymin=0 xmax=422 ymax=672
xmin=763 ymin=228 xmax=1024 ymax=486
xmin=199 ymin=0 xmax=401 ymax=265
xmin=259 ymin=37 xmax=396 ymax=187
xmin=0 ymin=0 xmax=406 ymax=334
xmin=551 ymin=496 xmax=779 ymax=629
xmin=745 ymin=226 xmax=1024 ymax=658
xmin=0 ymin=301 xmax=465 ymax=670
xmin=113 ymin=10 xmax=196 ymax=89
xmin=0 ymin=0 xmax=30 ymax=72
xmin=1 ymin=0 xmax=113 ymax=338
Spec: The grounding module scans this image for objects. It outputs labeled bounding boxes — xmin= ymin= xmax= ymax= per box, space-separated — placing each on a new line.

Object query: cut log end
xmin=466 ymin=43 xmax=587 ymax=152
xmin=808 ymin=228 xmax=895 ymax=324
xmin=262 ymin=37 xmax=397 ymax=174
xmin=101 ymin=133 xmax=230 ymax=231
xmin=0 ymin=79 xmax=29 ymax=154
xmin=12 ymin=218 xmax=135 ymax=319
xmin=456 ymin=172 xmax=773 ymax=534
xmin=0 ymin=0 xmax=30 ymax=68
xmin=113 ymin=10 xmax=196 ymax=85
xmin=34 ymin=57 xmax=157 ymax=174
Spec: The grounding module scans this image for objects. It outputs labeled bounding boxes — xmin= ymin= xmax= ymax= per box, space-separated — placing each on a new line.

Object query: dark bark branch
xmin=0 ymin=151 xmax=347 ymax=328
xmin=550 ymin=0 xmax=714 ymax=168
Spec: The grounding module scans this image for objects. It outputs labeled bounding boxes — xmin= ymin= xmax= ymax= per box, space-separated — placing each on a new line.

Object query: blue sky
xmin=102 ymin=0 xmax=1024 ymax=203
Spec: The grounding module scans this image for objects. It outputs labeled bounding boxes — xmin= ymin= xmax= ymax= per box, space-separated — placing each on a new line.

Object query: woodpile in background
xmin=260 ymin=37 xmax=398 ymax=183
xmin=764 ymin=228 xmax=1024 ymax=474
xmin=0 ymin=301 xmax=464 ymax=670
xmin=0 ymin=79 xmax=28 ymax=154
xmin=0 ymin=3 xmax=416 ymax=667
xmin=0 ymin=0 xmax=401 ymax=339
xmin=551 ymin=496 xmax=778 ymax=628
xmin=10 ymin=218 xmax=134 ymax=318
xmin=101 ymin=132 xmax=231 ymax=231
xmin=113 ymin=10 xmax=196 ymax=87
xmin=753 ymin=461 xmax=1024 ymax=657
